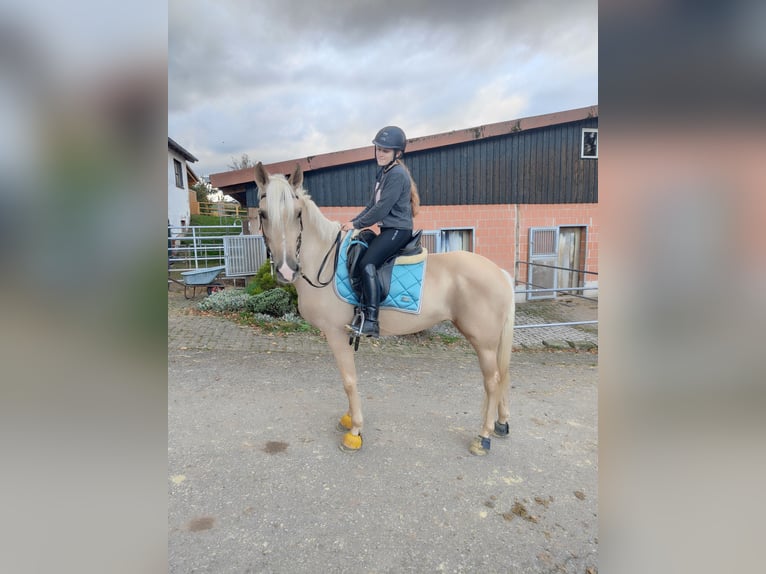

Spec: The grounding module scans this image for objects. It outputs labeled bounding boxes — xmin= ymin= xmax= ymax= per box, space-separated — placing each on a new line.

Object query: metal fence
xmin=513 ymin=260 xmax=598 ymax=330
xmin=168 ymin=224 xmax=242 ymax=271
xmin=515 ymin=260 xmax=598 ymax=300
xmin=168 ymin=224 xmax=268 ymax=283
xmin=167 ymin=228 xmax=597 ymax=333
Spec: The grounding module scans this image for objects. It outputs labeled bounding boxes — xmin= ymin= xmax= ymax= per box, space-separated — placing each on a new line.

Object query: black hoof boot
xmin=493 ymin=421 xmax=510 ymax=438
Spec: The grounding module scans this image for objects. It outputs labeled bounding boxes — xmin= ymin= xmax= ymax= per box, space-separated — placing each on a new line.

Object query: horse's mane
xmin=265 ymin=174 xmax=339 ymax=245
xmin=299 ymin=190 xmax=341 ymax=245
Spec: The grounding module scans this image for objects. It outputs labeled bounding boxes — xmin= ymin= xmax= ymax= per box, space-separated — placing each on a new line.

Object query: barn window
xmin=421 ymin=231 xmax=439 ymax=254
xmin=421 ymin=229 xmax=474 ymax=253
xmin=581 ymin=128 xmax=598 ymax=159
xmin=174 ymin=159 xmax=184 ymax=188
xmin=441 ymin=228 xmax=474 ymax=252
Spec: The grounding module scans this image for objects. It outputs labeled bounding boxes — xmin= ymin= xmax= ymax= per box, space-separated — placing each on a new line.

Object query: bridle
xmin=259 ymin=208 xmax=342 ymax=289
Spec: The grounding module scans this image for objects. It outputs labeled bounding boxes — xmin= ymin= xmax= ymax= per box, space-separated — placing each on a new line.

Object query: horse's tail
xmin=497 ymin=271 xmax=516 ymax=385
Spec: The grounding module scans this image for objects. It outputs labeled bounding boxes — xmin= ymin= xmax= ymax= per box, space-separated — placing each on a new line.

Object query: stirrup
xmin=345 ymin=309 xmax=378 ymax=338
xmin=346 ymin=307 xmax=363 ymax=333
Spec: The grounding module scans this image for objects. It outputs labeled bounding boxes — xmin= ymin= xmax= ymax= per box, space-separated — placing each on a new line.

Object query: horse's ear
xmin=288 ymin=163 xmax=303 ymax=190
xmin=254 ymin=161 xmax=268 ymax=189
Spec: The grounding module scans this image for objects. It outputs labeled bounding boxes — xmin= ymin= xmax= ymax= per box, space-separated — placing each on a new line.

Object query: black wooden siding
xmin=248 ymin=118 xmax=597 ymax=208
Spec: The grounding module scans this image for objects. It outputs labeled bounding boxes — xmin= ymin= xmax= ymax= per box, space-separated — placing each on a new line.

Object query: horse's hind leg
xmin=325 ymin=329 xmax=364 ymax=452
xmin=493 ymin=378 xmax=511 ymax=439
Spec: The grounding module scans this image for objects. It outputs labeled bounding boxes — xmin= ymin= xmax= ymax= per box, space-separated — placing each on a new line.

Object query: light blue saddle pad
xmin=333 ymin=232 xmax=426 ymax=314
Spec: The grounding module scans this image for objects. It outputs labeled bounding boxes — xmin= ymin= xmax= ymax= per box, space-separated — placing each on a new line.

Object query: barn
xmin=210 ymin=105 xmax=598 ymax=300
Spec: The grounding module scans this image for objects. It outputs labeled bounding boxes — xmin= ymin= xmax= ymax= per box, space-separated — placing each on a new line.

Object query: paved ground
xmin=167 ymin=284 xmax=598 ymax=354
xmin=168 ymin=289 xmax=598 ymax=573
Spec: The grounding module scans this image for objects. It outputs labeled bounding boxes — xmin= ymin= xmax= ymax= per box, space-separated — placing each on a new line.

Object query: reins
xmin=260 ymin=210 xmax=342 ymax=289
xmin=299 ymin=221 xmax=342 ymax=288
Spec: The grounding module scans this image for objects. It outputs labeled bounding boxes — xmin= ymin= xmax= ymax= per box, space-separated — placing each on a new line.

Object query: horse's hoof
xmin=336 ymin=413 xmax=353 ymax=432
xmin=469 ymin=435 xmax=491 ymax=456
xmin=493 ymin=421 xmax=510 ymax=438
xmin=339 ymin=432 xmax=363 ymax=453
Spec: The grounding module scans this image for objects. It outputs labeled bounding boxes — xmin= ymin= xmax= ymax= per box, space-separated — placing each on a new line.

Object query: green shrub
xmin=196 ymin=289 xmax=253 ymax=313
xmin=246 ymin=261 xmax=298 ymax=308
xmin=246 ymin=261 xmax=278 ymax=295
xmin=248 ymin=288 xmax=295 ymax=317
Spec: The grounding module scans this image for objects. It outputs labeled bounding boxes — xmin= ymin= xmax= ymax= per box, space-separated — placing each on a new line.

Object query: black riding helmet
xmin=372 ymin=126 xmax=406 ymax=152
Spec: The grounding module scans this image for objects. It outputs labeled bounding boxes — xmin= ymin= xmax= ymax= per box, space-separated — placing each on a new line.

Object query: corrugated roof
xmin=210 ymin=105 xmax=597 ymax=188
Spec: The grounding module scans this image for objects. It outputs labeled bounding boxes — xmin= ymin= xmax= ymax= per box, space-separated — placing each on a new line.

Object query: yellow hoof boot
xmin=339 ymin=432 xmax=363 ymax=453
xmin=337 ymin=413 xmax=353 ymax=431
xmin=469 ymin=435 xmax=491 ymax=456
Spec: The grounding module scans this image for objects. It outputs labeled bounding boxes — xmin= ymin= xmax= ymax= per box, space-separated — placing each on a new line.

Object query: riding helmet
xmin=372 ymin=126 xmax=407 ymax=152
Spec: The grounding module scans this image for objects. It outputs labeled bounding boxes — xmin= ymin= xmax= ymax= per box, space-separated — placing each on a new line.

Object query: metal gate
xmin=223 ymin=235 xmax=267 ymax=276
xmin=527 ymin=227 xmax=559 ymax=300
xmin=167 ymin=223 xmax=242 ymax=272
xmin=167 ymin=223 xmax=266 ymax=277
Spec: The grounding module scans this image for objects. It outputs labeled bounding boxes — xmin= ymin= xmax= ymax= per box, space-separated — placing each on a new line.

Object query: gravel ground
xmin=168 ymin=287 xmax=598 ymax=573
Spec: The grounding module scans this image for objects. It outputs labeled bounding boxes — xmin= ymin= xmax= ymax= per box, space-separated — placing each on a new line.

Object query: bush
xmin=196 ymin=289 xmax=253 ymax=313
xmin=246 ymin=261 xmax=298 ymax=308
xmin=248 ymin=288 xmax=295 ymax=317
xmin=246 ymin=261 xmax=278 ymax=295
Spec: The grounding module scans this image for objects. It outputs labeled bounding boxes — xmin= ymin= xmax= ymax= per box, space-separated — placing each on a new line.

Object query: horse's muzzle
xmin=276 ymin=259 xmax=299 ymax=284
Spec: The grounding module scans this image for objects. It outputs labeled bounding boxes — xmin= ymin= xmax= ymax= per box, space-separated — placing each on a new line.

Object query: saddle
xmin=346 ymin=229 xmax=425 ymax=302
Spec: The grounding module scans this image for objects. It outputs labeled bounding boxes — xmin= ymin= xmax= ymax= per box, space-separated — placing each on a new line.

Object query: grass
xmin=190 ymin=214 xmax=243 ymax=227
xmin=435 ymin=333 xmax=464 ymax=345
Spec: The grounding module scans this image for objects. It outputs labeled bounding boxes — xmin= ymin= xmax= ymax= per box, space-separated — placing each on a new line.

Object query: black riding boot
xmin=358 ymin=263 xmax=380 ymax=338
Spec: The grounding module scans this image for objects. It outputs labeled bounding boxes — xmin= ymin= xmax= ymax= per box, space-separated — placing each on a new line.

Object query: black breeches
xmin=358 ymin=227 xmax=413 ymax=271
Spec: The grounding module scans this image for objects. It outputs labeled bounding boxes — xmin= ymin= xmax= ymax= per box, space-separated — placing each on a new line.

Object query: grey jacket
xmin=352 ymin=164 xmax=413 ymax=230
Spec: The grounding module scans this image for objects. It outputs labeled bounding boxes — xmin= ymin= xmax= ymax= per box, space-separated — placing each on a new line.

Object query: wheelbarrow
xmin=180 ymin=265 xmax=226 ymax=299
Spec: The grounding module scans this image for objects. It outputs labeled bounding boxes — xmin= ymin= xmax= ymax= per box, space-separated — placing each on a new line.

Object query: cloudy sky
xmin=169 ymin=0 xmax=597 ymax=178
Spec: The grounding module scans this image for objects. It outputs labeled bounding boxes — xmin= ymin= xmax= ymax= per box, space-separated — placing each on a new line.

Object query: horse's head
xmin=254 ymin=161 xmax=305 ymax=284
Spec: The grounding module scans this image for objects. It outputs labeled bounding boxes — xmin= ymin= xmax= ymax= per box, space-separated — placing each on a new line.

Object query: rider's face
xmin=375 ymin=146 xmax=395 ymax=166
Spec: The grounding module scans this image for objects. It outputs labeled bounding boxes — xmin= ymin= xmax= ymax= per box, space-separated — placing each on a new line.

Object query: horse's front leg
xmin=325 ymin=329 xmax=364 ymax=452
xmin=469 ymin=348 xmax=502 ymax=456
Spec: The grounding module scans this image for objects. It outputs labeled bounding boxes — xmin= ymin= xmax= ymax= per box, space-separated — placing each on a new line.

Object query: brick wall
xmin=317 ymin=203 xmax=599 ymax=280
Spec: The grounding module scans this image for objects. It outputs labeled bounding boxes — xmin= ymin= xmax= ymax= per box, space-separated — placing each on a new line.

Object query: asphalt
xmin=168 ymin=290 xmax=598 ymax=573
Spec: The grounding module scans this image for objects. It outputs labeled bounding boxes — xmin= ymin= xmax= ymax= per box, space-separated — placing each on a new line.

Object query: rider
xmin=342 ymin=125 xmax=420 ymax=338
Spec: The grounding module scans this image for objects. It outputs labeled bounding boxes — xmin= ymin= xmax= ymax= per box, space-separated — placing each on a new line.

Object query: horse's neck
xmin=299 ymin=201 xmax=339 ymax=276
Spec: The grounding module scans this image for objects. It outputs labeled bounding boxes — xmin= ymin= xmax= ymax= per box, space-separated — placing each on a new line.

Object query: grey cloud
xmin=169 ymin=0 xmax=597 ymax=176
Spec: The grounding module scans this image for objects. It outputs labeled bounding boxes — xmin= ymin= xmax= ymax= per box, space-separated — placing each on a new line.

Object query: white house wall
xmin=168 ymin=149 xmax=191 ymax=228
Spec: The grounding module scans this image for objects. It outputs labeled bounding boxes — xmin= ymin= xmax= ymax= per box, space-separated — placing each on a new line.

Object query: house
xmin=168 ymin=137 xmax=199 ymax=229
xmin=210 ymin=106 xmax=598 ymax=299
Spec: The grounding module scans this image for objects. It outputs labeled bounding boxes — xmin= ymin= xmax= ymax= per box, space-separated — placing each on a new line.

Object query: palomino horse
xmin=254 ymin=162 xmax=515 ymax=456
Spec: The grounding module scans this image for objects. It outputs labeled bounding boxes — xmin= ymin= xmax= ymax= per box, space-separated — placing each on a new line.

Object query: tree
xmin=191 ymin=181 xmax=211 ymax=203
xmin=228 ymin=153 xmax=255 ymax=171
